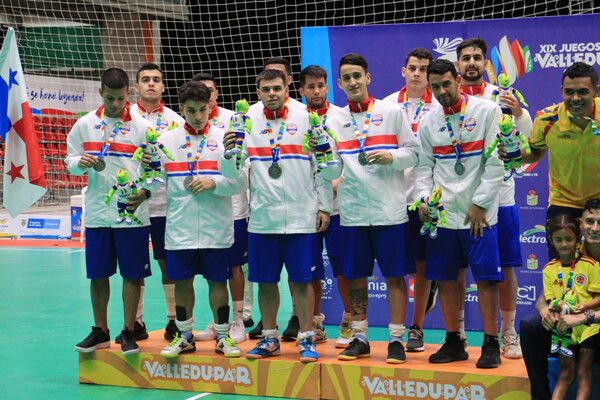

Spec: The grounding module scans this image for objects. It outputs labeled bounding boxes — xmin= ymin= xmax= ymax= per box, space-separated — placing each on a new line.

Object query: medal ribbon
xmin=265 ymin=108 xmax=288 ymax=165
xmin=402 ymin=91 xmax=425 ymax=135
xmin=98 ymin=107 xmax=128 ymax=159
xmin=443 ymin=95 xmax=467 ymax=162
xmin=557 ymin=257 xmax=578 ymax=298
xmin=584 ymin=106 xmax=599 ymax=136
xmin=184 ymin=125 xmax=208 ymax=176
xmin=350 ymin=100 xmax=374 ymax=152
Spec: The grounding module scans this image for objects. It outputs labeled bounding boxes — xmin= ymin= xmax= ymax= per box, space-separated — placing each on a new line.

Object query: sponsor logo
xmin=343 ymin=122 xmax=352 ymax=128
xmin=526 ymin=189 xmax=539 ymax=206
xmin=527 ymin=253 xmax=539 ymax=270
xmin=260 ymin=129 xmax=269 ymax=135
xmin=486 ymin=36 xmax=534 ymax=85
xmin=371 ymin=114 xmax=383 ymax=126
xmin=535 ymin=42 xmax=600 ymax=69
xmin=321 ymin=277 xmax=334 ymax=298
xmin=26 ymin=218 xmax=60 ymax=229
xmin=286 ymin=123 xmax=298 ymax=135
xmin=367 ymin=275 xmax=387 ymax=300
xmin=432 ymin=37 xmax=464 ymax=63
xmin=206 ymin=139 xmax=218 ymax=151
xmin=517 ymin=285 xmax=536 ymax=305
xmin=574 ymin=273 xmax=587 ymax=286
xmin=464 ymin=117 xmax=476 ymax=132
xmin=119 ymin=124 xmax=131 ymax=134
xmin=465 ymin=284 xmax=479 ymax=303
xmin=361 ymin=375 xmax=485 ymax=399
xmin=520 ymin=225 xmax=546 ymax=244
xmin=179 ymin=143 xmax=187 ymax=150
xmin=408 ymin=278 xmax=415 ymax=301
xmin=143 ymin=360 xmax=252 ymax=385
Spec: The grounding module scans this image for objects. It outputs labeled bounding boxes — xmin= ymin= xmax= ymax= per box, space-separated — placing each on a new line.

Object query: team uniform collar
xmin=208 ymin=104 xmax=219 ymax=120
xmin=348 ymin=96 xmax=375 ymax=113
xmin=184 ymin=122 xmax=210 ymax=135
xmin=95 ymin=102 xmax=132 ymax=122
xmin=263 ymin=106 xmax=288 ymax=120
xmin=398 ymin=86 xmax=433 ymax=103
xmin=136 ymin=100 xmax=164 ymax=115
xmin=460 ymin=81 xmax=487 ymax=97
xmin=443 ymin=95 xmax=468 ymax=116
xmin=307 ymin=102 xmax=330 ymax=116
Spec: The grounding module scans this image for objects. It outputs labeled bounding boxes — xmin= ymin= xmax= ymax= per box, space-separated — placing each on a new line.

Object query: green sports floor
xmin=0 ymin=244 xmax=484 ymax=400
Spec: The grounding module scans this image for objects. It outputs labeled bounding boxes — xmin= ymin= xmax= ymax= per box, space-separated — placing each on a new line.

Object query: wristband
xmin=584 ymin=309 xmax=596 ymax=325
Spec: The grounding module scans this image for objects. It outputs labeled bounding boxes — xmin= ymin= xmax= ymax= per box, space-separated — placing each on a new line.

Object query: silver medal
xmin=358 ymin=152 xmax=368 ymax=166
xmin=454 ymin=160 xmax=465 ymax=176
xmin=183 ymin=175 xmax=194 ymax=190
xmin=268 ymin=164 xmax=282 ymax=179
xmin=93 ymin=158 xmax=106 ymax=171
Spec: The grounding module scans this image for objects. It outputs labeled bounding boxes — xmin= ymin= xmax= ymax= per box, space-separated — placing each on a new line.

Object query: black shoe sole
xmin=281 ymin=334 xmax=298 ymax=342
xmin=406 ymin=346 xmax=425 ymax=352
xmin=476 ymin=357 xmax=501 ymax=369
xmin=115 ymin=332 xmax=149 ymax=344
xmin=429 ymin=351 xmax=469 ymax=363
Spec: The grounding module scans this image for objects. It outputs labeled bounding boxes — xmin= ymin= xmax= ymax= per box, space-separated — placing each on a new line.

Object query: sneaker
xmin=501 ymin=333 xmax=523 ymax=359
xmin=558 ymin=346 xmax=574 ymax=358
xmin=282 ymin=315 xmax=300 ymax=341
xmin=429 ymin=334 xmax=469 ymax=363
xmin=335 ymin=318 xmax=352 ymax=348
xmin=75 ymin=327 xmax=110 ymax=353
xmin=550 ymin=343 xmax=560 ymax=354
xmin=243 ymin=318 xmax=255 ymax=328
xmin=298 ymin=337 xmax=319 ymax=363
xmin=229 ymin=320 xmax=247 ymax=343
xmin=194 ymin=322 xmax=217 ymax=341
xmin=476 ymin=335 xmax=501 ymax=369
xmin=406 ymin=325 xmax=425 ymax=352
xmin=161 ymin=332 xmax=196 ymax=358
xmin=314 ymin=324 xmax=328 ymax=343
xmin=216 ymin=335 xmax=241 ymax=358
xmin=164 ymin=320 xmax=177 ymax=341
xmin=338 ymin=338 xmax=371 ymax=360
xmin=248 ymin=319 xmax=263 ymax=339
xmin=425 ymin=281 xmax=438 ymax=314
xmin=119 ymin=328 xmax=140 ymax=356
xmin=246 ymin=336 xmax=280 ymax=359
xmin=386 ymin=341 xmax=407 ymax=364
xmin=115 ymin=321 xmax=149 ymax=344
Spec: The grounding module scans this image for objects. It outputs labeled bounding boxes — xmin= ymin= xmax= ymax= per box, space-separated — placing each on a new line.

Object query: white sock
xmin=136 ymin=285 xmax=145 ymax=323
xmin=262 ymin=329 xmax=279 ymax=338
xmin=298 ymin=330 xmax=315 ymax=340
xmin=175 ymin=317 xmax=194 ymax=334
xmin=214 ymin=322 xmax=230 ymax=336
xmin=313 ymin=313 xmax=325 ymax=327
xmin=458 ymin=309 xmax=465 ymax=339
xmin=163 ymin=283 xmax=176 ymax=321
xmin=351 ymin=319 xmax=368 ymax=338
xmin=232 ymin=300 xmax=244 ymax=322
xmin=501 ymin=310 xmax=517 ymax=335
xmin=388 ymin=323 xmax=406 ymax=340
xmin=342 ymin=311 xmax=352 ymax=322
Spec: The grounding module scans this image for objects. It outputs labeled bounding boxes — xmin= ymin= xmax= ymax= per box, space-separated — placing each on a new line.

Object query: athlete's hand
xmin=223 ymin=131 xmax=237 ymax=157
xmin=189 ymin=177 xmax=216 ymax=195
xmin=464 ymin=203 xmax=490 ymax=237
xmin=127 ymin=189 xmax=149 ymax=211
xmin=540 ymin=307 xmax=559 ymax=332
xmin=78 ymin=154 xmax=98 ymax=169
xmin=140 ymin=152 xmax=152 ymax=168
xmin=499 ymin=94 xmax=523 ymax=118
xmin=316 ymin=211 xmax=330 ymax=233
xmin=365 ymin=150 xmax=393 ymax=165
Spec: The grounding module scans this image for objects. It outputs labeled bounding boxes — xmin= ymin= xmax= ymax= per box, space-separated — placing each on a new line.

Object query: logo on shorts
xmin=371 ymin=114 xmax=383 ymax=126
xmin=286 ymin=123 xmax=298 ymax=135
xmin=464 ymin=118 xmax=476 ymax=132
xmin=574 ymin=273 xmax=587 ymax=286
xmin=206 ymin=139 xmax=218 ymax=151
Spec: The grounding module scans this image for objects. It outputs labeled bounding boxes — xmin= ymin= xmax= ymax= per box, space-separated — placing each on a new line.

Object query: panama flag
xmin=1 ymin=27 xmax=46 ymax=218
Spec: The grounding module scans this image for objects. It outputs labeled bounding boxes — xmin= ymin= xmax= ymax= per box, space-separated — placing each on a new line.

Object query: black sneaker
xmin=75 ymin=327 xmax=110 ymax=353
xmin=119 ymin=328 xmax=140 ymax=356
xmin=115 ymin=321 xmax=149 ymax=344
xmin=429 ymin=332 xmax=469 ymax=363
xmin=164 ymin=320 xmax=177 ymax=341
xmin=386 ymin=341 xmax=406 ymax=364
xmin=406 ymin=325 xmax=425 ymax=352
xmin=282 ymin=315 xmax=300 ymax=341
xmin=476 ymin=334 xmax=501 ymax=369
xmin=425 ymin=281 xmax=439 ymax=314
xmin=243 ymin=318 xmax=255 ymax=328
xmin=248 ymin=319 xmax=263 ymax=339
xmin=338 ymin=338 xmax=371 ymax=360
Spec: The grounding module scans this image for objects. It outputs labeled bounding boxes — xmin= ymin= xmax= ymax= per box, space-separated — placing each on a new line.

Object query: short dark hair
xmin=584 ymin=198 xmax=600 ymax=214
xmin=427 ymin=59 xmax=458 ymax=79
xmin=135 ymin=63 xmax=163 ymax=82
xmin=562 ymin=62 xmax=598 ymax=88
xmin=191 ymin=72 xmax=217 ymax=87
xmin=256 ymin=69 xmax=287 ymax=88
xmin=264 ymin=57 xmax=291 ymax=74
xmin=178 ymin=80 xmax=211 ymax=104
xmin=546 ymin=214 xmax=581 ymax=249
xmin=101 ymin=68 xmax=129 ymax=90
xmin=338 ymin=53 xmax=368 ymax=74
xmin=456 ymin=38 xmax=488 ymax=59
xmin=299 ymin=65 xmax=327 ymax=87
xmin=405 ymin=48 xmax=433 ymax=66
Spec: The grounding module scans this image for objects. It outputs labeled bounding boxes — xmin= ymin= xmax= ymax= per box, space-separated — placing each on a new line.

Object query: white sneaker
xmin=229 ymin=320 xmax=247 ymax=343
xmin=501 ymin=333 xmax=523 ymax=359
xmin=216 ymin=335 xmax=241 ymax=358
xmin=335 ymin=319 xmax=352 ymax=348
xmin=161 ymin=333 xmax=196 ymax=358
xmin=194 ymin=322 xmax=216 ymax=341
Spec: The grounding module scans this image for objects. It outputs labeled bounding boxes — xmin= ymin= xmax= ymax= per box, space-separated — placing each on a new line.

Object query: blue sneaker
xmin=298 ymin=337 xmax=318 ymax=363
xmin=246 ymin=336 xmax=280 ymax=359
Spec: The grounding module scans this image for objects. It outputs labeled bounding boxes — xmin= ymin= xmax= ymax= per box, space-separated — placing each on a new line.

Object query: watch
xmin=584 ymin=309 xmax=596 ymax=325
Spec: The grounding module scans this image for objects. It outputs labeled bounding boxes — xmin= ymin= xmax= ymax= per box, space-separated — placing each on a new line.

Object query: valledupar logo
xmin=361 ymin=374 xmax=486 ymax=399
xmin=486 ymin=36 xmax=534 ymax=85
xmin=535 ymin=42 xmax=600 ymax=69
xmin=520 ymin=225 xmax=546 ymax=244
xmin=142 ymin=359 xmax=252 ymax=385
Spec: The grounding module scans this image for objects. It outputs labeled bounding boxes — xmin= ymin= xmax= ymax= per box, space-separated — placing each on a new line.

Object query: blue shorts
xmin=338 ymin=224 xmax=408 ymax=279
xmin=497 ymin=205 xmax=523 ymax=268
xmin=323 ymin=214 xmax=343 ymax=276
xmin=85 ymin=227 xmax=151 ymax=280
xmin=248 ymin=233 xmax=319 ymax=284
xmin=405 ymin=210 xmax=427 ymax=274
xmin=149 ymin=216 xmax=166 ymax=260
xmin=425 ymin=226 xmax=502 ymax=281
xmin=166 ymin=248 xmax=231 ymax=282
xmin=229 ymin=218 xmax=249 ymax=267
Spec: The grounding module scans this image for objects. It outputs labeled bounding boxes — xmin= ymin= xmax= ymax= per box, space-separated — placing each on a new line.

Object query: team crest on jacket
xmin=372 ymin=114 xmax=383 ymax=126
xmin=286 ymin=123 xmax=298 ymax=135
xmin=206 ymin=139 xmax=218 ymax=151
xmin=216 ymin=121 xmax=225 ymax=129
xmin=464 ymin=117 xmax=477 ymax=132
xmin=574 ymin=273 xmax=587 ymax=286
xmin=119 ymin=124 xmax=131 ymax=134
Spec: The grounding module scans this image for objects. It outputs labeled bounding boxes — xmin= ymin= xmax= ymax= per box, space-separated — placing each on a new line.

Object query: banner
xmin=302 ymin=14 xmax=600 ymax=329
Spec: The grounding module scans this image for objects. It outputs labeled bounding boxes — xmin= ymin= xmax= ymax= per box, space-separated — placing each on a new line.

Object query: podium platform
xmin=78 ymin=330 xmax=531 ymax=399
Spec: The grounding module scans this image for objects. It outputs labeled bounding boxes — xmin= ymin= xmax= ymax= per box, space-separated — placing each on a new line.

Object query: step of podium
xmin=78 ymin=330 xmax=530 ymax=399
